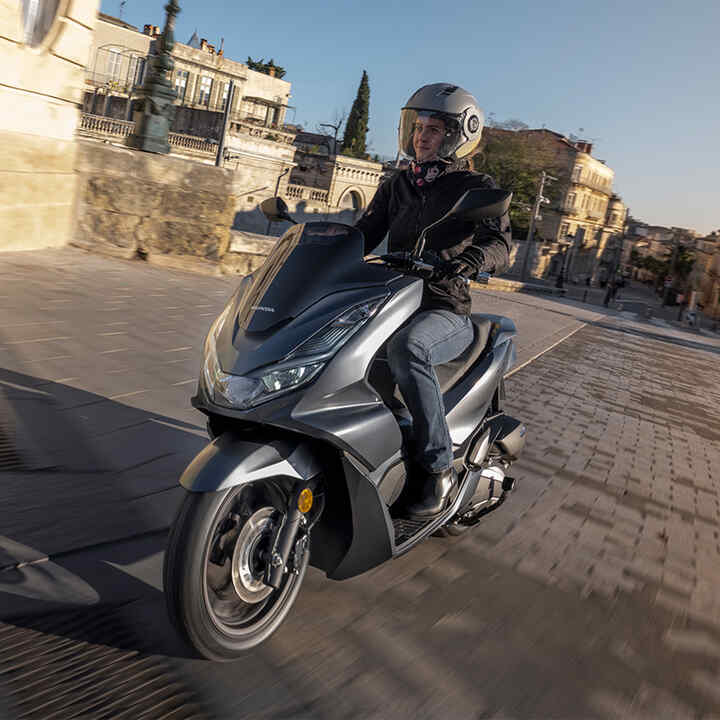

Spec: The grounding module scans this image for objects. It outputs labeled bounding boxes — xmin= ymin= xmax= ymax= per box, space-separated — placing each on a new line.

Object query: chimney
xmin=575 ymin=141 xmax=593 ymax=155
xmin=200 ymin=38 xmax=208 ymax=51
xmin=143 ymin=23 xmax=153 ymax=35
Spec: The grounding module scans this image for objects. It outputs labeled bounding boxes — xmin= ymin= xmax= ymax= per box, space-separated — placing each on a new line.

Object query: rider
xmin=356 ymin=83 xmax=512 ymax=519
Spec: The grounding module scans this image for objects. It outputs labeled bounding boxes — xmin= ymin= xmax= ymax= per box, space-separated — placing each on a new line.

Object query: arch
xmin=337 ymin=187 xmax=366 ymax=221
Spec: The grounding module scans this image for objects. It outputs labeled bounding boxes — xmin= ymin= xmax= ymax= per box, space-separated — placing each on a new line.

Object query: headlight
xmin=288 ymin=295 xmax=388 ymax=359
xmin=208 ymin=362 xmax=324 ymax=409
xmin=261 ymin=363 xmax=324 ymax=393
xmin=201 ymin=302 xmax=233 ymax=395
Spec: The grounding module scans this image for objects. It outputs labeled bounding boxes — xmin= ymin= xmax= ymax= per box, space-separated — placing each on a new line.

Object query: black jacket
xmin=356 ymin=165 xmax=513 ymax=315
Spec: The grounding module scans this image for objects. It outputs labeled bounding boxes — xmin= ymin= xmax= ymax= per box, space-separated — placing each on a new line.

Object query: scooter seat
xmin=434 ymin=316 xmax=493 ymax=394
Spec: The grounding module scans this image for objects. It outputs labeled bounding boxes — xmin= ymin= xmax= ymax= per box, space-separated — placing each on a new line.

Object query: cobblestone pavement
xmin=1 ymin=249 xmax=720 ymax=719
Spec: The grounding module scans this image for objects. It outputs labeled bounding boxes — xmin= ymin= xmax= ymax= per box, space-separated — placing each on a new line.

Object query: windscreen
xmin=235 ymin=222 xmax=395 ymax=333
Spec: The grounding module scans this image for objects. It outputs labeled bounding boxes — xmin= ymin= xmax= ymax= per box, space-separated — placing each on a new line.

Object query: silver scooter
xmin=163 ymin=188 xmax=526 ymax=660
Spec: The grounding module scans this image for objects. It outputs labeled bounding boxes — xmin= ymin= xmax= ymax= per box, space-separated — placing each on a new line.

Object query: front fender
xmin=180 ymin=433 xmax=322 ymax=492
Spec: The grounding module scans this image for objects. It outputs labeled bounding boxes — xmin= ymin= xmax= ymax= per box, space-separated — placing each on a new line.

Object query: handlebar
xmin=376 ymin=252 xmax=492 ymax=286
xmin=379 ymin=252 xmax=436 ymax=279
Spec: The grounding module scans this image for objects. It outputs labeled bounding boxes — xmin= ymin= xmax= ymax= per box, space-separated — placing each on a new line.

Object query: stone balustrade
xmin=78 ymin=113 xmax=216 ymax=157
xmin=78 ymin=113 xmax=134 ymax=139
xmin=229 ymin=119 xmax=296 ymax=145
xmin=167 ymin=132 xmax=217 ymax=155
xmin=285 ymin=184 xmax=329 ymax=203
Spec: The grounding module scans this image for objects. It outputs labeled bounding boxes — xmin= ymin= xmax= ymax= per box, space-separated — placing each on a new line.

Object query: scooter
xmin=163 ymin=188 xmax=526 ymax=661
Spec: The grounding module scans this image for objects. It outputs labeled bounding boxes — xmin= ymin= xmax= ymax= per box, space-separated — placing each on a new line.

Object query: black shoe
xmin=406 ymin=468 xmax=458 ymax=520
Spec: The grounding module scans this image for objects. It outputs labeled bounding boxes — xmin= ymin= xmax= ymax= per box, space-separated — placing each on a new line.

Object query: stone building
xmin=1 ymin=0 xmax=100 ymax=251
xmin=84 ymin=14 xmax=292 ymax=138
xmin=695 ymin=234 xmax=720 ymax=320
xmin=476 ymin=129 xmax=628 ymax=282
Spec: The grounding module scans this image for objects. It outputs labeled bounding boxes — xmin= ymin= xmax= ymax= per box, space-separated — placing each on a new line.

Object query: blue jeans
xmin=387 ymin=310 xmax=474 ymax=473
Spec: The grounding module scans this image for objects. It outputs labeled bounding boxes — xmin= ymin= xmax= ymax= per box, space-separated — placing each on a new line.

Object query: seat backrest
xmin=434 ymin=317 xmax=493 ymax=393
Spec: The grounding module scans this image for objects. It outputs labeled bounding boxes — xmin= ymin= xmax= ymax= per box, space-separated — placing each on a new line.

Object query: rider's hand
xmin=433 ymin=258 xmax=474 ymax=280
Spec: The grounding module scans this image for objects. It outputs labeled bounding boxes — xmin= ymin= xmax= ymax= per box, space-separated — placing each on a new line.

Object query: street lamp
xmin=128 ymin=0 xmax=181 ymax=154
xmin=266 ymin=167 xmax=290 ymax=234
xmin=319 ymin=121 xmax=342 ymax=156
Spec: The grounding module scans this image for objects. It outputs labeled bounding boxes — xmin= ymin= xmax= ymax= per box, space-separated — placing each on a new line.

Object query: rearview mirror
xmin=413 ymin=188 xmax=513 ymax=255
xmin=260 ymin=197 xmax=294 ymax=223
xmin=446 ymin=189 xmax=513 ymax=222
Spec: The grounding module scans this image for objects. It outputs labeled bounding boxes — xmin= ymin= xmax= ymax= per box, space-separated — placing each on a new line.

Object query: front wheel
xmin=163 ymin=482 xmax=308 ymax=661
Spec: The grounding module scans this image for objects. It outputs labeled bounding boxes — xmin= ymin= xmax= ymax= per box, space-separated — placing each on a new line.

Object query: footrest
xmin=392 ymin=516 xmax=431 ymax=545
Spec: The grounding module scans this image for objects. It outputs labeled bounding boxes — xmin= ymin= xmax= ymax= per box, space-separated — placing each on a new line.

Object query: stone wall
xmin=73 ymin=140 xmax=236 ymax=273
xmin=0 ymin=0 xmax=99 ymax=252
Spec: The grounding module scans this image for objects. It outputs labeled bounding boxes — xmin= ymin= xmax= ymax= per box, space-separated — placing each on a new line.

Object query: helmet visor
xmin=398 ymin=109 xmax=463 ymax=160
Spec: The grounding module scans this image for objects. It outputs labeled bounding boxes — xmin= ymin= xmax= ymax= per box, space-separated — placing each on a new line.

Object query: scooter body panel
xmin=179 ymin=432 xmax=322 ymax=492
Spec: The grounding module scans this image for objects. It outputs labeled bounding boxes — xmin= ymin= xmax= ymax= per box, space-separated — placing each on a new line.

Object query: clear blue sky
xmin=103 ymin=0 xmax=720 ymax=234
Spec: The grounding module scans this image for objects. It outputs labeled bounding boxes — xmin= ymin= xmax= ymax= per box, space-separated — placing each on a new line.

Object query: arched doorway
xmin=338 ymin=189 xmax=364 ymax=222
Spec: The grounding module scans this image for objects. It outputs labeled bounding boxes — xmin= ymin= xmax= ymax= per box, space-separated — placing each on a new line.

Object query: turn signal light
xmin=298 ymin=488 xmax=313 ymax=513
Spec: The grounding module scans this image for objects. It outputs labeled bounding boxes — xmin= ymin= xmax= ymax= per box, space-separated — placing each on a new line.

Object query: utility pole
xmin=215 ymin=80 xmax=234 ymax=167
xmin=520 ymin=170 xmax=556 ymax=282
xmin=662 ymin=236 xmax=680 ymax=306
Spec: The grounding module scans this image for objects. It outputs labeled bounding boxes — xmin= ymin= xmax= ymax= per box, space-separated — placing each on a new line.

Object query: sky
xmin=102 ymin=0 xmax=720 ymax=235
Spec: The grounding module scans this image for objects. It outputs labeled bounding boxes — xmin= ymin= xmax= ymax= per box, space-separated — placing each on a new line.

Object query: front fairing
xmin=215 ymin=221 xmax=400 ymax=376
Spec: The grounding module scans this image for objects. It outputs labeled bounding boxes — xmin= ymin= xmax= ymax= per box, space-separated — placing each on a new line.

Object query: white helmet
xmin=398 ymin=83 xmax=484 ymax=160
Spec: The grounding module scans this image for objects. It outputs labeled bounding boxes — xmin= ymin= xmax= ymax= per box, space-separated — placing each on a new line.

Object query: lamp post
xmin=128 ymin=0 xmax=180 ymax=154
xmin=266 ymin=167 xmax=290 ymax=234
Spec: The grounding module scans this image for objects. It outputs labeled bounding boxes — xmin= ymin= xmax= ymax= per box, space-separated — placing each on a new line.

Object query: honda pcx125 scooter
xmin=163 ymin=188 xmax=526 ymax=660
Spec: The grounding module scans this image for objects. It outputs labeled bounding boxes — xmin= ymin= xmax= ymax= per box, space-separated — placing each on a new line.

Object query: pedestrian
xmin=356 ymin=83 xmax=512 ymax=518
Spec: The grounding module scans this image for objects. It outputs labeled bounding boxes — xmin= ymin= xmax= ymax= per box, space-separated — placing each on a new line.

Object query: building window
xmin=21 ymin=0 xmax=60 ymax=47
xmin=610 ymin=213 xmax=618 ymax=225
xmin=133 ymin=57 xmax=146 ymax=87
xmin=175 ymin=70 xmax=189 ymax=102
xmin=572 ymin=165 xmax=582 ymax=182
xmin=560 ymin=223 xmax=569 ymax=238
xmin=106 ymin=49 xmax=123 ymax=80
xmin=221 ymin=82 xmax=230 ymax=111
xmin=566 ymin=193 xmax=576 ymax=209
xmin=198 ymin=75 xmax=213 ymax=105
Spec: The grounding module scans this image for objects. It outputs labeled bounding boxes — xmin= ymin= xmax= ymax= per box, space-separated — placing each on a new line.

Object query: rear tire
xmin=163 ymin=482 xmax=308 ymax=661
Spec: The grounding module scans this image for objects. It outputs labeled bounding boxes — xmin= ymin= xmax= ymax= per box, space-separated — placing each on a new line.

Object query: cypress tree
xmin=341 ymin=70 xmax=370 ymax=158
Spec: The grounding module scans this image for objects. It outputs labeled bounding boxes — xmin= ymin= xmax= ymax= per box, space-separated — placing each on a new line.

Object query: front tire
xmin=163 ymin=482 xmax=308 ymax=661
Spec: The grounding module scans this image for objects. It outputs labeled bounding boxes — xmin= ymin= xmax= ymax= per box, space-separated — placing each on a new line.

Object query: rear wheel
xmin=164 ymin=482 xmax=308 ymax=661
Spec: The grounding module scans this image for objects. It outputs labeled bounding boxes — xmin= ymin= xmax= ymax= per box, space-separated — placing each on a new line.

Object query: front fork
xmin=264 ymin=479 xmax=323 ymax=588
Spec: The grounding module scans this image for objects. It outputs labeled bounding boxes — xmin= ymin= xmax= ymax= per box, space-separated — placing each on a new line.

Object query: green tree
xmin=341 ymin=70 xmax=370 ymax=158
xmin=471 ymin=129 xmax=563 ymax=237
xmin=246 ymin=57 xmax=286 ymax=79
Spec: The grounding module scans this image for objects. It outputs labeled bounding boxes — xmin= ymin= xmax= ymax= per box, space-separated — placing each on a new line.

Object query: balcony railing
xmin=285 ymin=184 xmax=329 ymax=203
xmin=229 ymin=119 xmax=296 ymax=145
xmin=78 ymin=113 xmax=216 ymax=157
xmin=167 ymin=132 xmax=217 ymax=155
xmin=78 ymin=113 xmax=135 ymax=139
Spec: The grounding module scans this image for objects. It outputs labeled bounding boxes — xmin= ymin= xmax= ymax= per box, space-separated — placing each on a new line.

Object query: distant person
xmin=356 ymin=83 xmax=512 ymax=518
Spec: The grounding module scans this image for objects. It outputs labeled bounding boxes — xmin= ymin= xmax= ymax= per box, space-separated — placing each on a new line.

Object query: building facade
xmin=477 ymin=129 xmax=628 ymax=282
xmin=1 ymin=0 xmax=100 ymax=252
xmin=84 ymin=15 xmax=292 ymax=138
